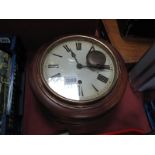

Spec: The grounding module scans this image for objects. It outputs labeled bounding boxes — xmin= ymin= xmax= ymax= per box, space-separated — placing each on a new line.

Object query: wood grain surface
xmin=102 ymin=19 xmax=153 ymax=63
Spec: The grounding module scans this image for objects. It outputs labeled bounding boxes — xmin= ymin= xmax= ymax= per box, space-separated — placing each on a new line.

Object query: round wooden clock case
xmin=29 ymin=35 xmax=127 ymax=134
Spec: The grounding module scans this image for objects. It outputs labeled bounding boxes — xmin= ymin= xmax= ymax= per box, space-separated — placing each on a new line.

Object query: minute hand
xmin=82 ymin=64 xmax=110 ymax=69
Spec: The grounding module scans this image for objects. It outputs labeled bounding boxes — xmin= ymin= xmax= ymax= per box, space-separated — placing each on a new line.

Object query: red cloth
xmin=98 ymin=82 xmax=151 ymax=134
xmin=23 ymin=71 xmax=151 ymax=134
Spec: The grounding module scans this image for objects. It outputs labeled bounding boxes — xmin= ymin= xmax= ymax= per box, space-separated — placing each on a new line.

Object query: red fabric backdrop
xmin=23 ymin=69 xmax=151 ymax=135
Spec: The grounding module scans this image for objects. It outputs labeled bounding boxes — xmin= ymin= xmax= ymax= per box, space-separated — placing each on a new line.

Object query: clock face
xmin=41 ymin=36 xmax=118 ymax=103
xmin=29 ymin=35 xmax=127 ymax=130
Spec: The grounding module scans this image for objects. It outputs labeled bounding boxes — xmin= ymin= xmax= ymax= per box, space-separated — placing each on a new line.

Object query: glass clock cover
xmin=41 ymin=36 xmax=118 ymax=103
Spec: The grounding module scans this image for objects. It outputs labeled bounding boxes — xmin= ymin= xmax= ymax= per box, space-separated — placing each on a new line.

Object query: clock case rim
xmin=29 ymin=35 xmax=128 ymax=123
xmin=40 ymin=35 xmax=119 ymax=104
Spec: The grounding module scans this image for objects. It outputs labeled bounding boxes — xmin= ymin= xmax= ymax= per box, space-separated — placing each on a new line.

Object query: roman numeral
xmin=78 ymin=85 xmax=84 ymax=96
xmin=97 ymin=74 xmax=108 ymax=83
xmin=63 ymin=45 xmax=71 ymax=52
xmin=78 ymin=80 xmax=84 ymax=96
xmin=76 ymin=42 xmax=82 ymax=50
xmin=51 ymin=73 xmax=61 ymax=78
xmin=92 ymin=84 xmax=99 ymax=92
xmin=52 ymin=53 xmax=63 ymax=58
xmin=48 ymin=64 xmax=59 ymax=68
xmin=103 ymin=65 xmax=110 ymax=70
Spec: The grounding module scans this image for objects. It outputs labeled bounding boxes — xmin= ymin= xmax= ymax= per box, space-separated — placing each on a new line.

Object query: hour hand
xmin=63 ymin=45 xmax=80 ymax=64
xmin=70 ymin=49 xmax=81 ymax=65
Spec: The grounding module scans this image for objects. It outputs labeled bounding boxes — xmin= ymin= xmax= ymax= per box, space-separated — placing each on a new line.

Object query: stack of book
xmin=0 ymin=36 xmax=25 ymax=134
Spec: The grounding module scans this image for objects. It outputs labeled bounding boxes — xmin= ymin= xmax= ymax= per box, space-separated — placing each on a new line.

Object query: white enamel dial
xmin=42 ymin=36 xmax=118 ymax=103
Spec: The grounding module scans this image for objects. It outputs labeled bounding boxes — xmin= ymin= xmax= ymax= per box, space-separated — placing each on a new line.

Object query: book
xmin=0 ymin=50 xmax=11 ymax=133
xmin=129 ymin=43 xmax=155 ymax=91
xmin=0 ymin=35 xmax=25 ymax=134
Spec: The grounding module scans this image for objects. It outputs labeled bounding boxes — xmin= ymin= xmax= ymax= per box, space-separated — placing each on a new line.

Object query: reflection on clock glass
xmin=42 ymin=37 xmax=117 ymax=102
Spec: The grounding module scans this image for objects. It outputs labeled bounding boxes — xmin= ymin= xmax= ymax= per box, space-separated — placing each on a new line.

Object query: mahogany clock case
xmin=28 ymin=35 xmax=128 ymax=133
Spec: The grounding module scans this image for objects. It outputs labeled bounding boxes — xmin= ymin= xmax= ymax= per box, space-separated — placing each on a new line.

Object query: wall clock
xmin=29 ymin=35 xmax=127 ymax=134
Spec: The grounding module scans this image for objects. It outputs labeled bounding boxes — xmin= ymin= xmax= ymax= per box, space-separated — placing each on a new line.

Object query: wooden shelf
xmin=102 ymin=19 xmax=153 ymax=63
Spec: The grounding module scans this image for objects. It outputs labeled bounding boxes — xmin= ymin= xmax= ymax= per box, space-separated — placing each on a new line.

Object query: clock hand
xmin=69 ymin=49 xmax=80 ymax=64
xmin=63 ymin=45 xmax=81 ymax=65
xmin=69 ymin=49 xmax=87 ymax=69
xmin=80 ymin=64 xmax=110 ymax=70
